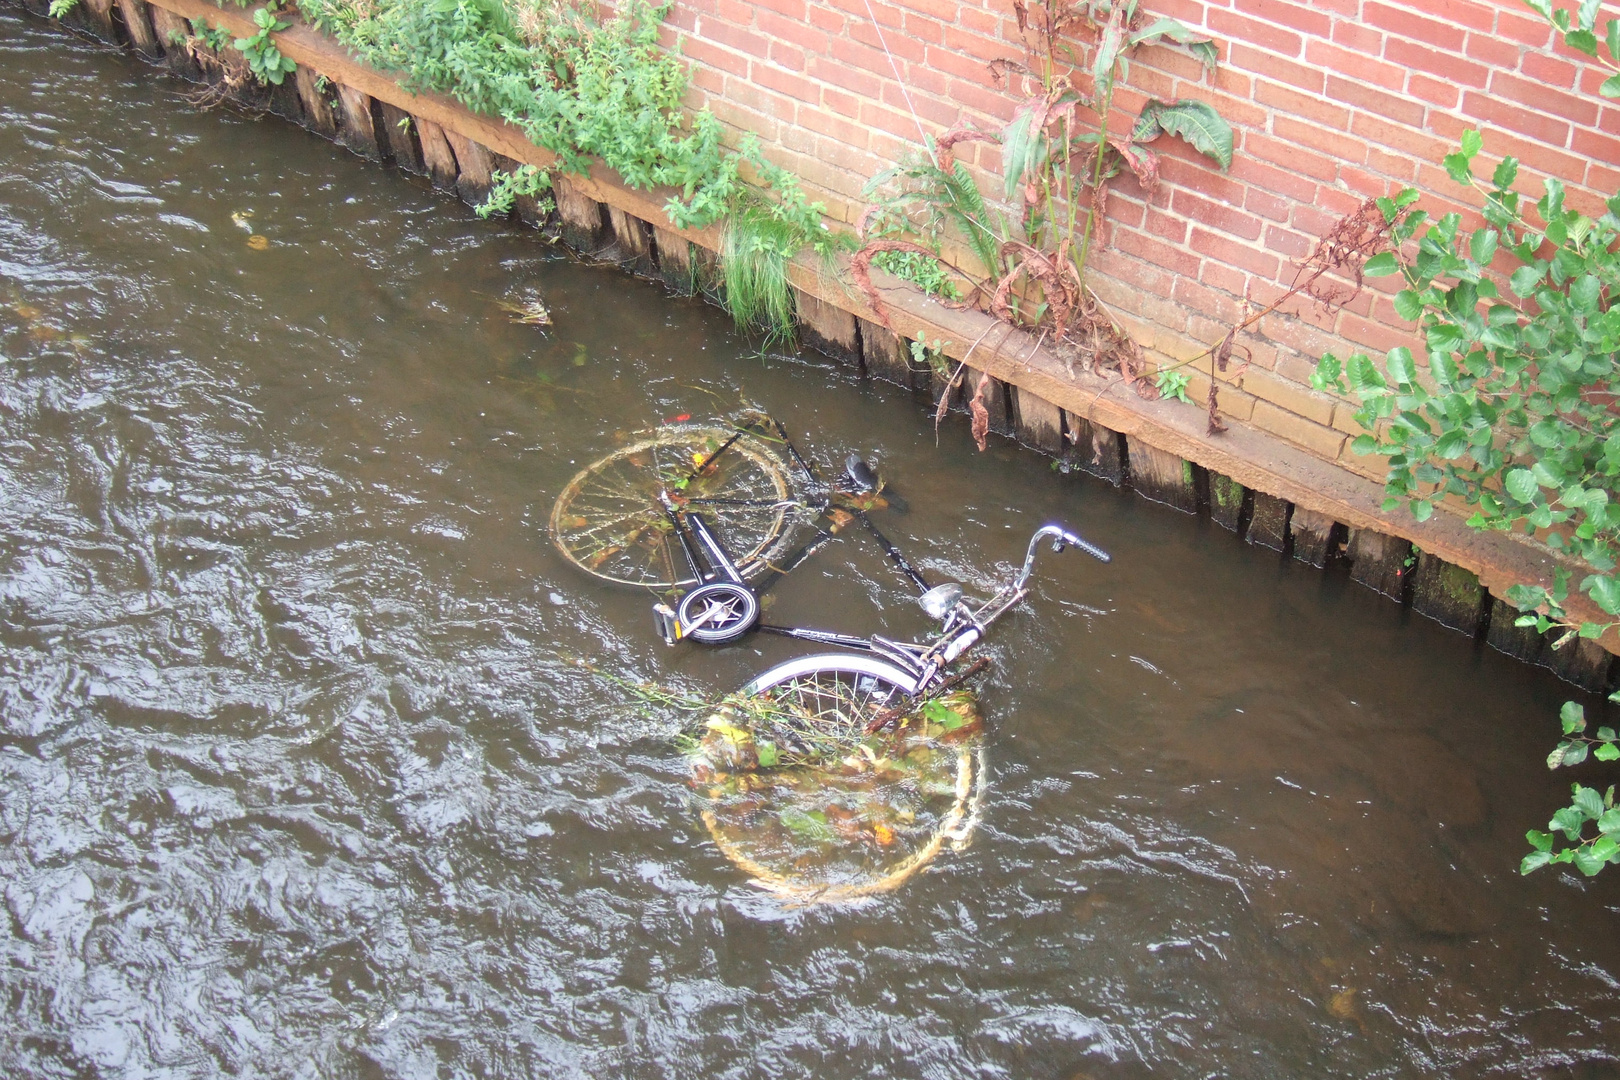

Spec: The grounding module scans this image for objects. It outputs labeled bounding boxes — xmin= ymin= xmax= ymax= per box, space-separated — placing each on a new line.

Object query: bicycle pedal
xmin=652 ymin=602 xmax=682 ymax=645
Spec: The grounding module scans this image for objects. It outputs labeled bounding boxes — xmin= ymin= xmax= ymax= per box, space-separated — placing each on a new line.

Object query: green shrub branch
xmin=295 ymin=0 xmax=846 ymax=340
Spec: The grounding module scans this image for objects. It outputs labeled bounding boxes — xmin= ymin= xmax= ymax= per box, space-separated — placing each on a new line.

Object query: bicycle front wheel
xmin=550 ymin=424 xmax=797 ymax=588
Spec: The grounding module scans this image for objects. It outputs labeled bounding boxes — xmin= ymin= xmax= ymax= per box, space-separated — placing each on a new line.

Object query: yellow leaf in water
xmin=13 ymin=304 xmax=41 ymax=320
xmin=872 ymin=823 xmax=896 ymax=846
xmin=231 ymin=209 xmax=254 ymax=231
xmin=1327 ymin=988 xmax=1358 ymax=1020
xmin=246 ymin=235 xmax=270 ymax=251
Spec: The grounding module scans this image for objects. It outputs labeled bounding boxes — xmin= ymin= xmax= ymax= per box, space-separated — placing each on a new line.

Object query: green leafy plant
xmin=909 ymin=336 xmax=952 ymax=378
xmin=855 ymin=0 xmax=1231 ymax=409
xmin=298 ymin=0 xmax=841 ymax=343
xmin=235 ymin=6 xmax=297 ymax=86
xmin=1311 ymin=0 xmax=1620 ymax=876
xmin=48 ymin=0 xmax=80 ymax=18
xmin=1153 ymin=367 xmax=1191 ymax=404
xmin=190 ymin=17 xmax=232 ymax=52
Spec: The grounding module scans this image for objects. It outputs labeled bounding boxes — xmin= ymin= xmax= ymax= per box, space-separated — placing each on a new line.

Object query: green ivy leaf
xmin=1509 ymin=264 xmax=1544 ymax=297
xmin=1600 ymin=807 xmax=1620 ymax=834
xmin=1459 ymin=128 xmax=1484 ymax=158
xmin=1393 ymin=289 xmax=1423 ymax=321
xmin=1576 ymin=785 xmax=1606 ymax=820
xmin=1506 ymin=468 xmax=1540 ymax=504
xmin=1563 ymin=700 xmax=1588 ymax=734
xmin=1363 ymin=251 xmax=1400 ymax=277
xmin=1528 ymin=828 xmax=1556 ymax=852
xmin=1522 ymin=849 xmax=1554 ymax=874
xmin=1574 ymin=845 xmax=1609 ymax=875
xmin=1385 ymin=346 xmax=1416 ymax=386
xmin=1588 ymin=574 xmax=1620 ymax=615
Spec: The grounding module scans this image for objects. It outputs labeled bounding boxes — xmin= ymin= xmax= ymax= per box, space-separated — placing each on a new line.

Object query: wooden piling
xmin=1289 ymin=508 xmax=1341 ymax=569
xmin=1247 ymin=492 xmax=1291 ymax=550
xmin=1545 ymin=636 xmax=1615 ymax=692
xmin=1062 ymin=412 xmax=1124 ymax=486
xmin=859 ymin=320 xmax=918 ymax=391
xmin=377 ymin=102 xmax=423 ymax=173
xmin=147 ymin=6 xmax=197 ymax=80
xmin=80 ymin=0 xmax=117 ymax=42
xmin=793 ymin=289 xmax=860 ymax=367
xmin=552 ymin=174 xmax=604 ymax=250
xmin=1012 ymin=386 xmax=1064 ymax=455
xmin=413 ymin=116 xmax=458 ymax=191
xmin=601 ymin=206 xmax=655 ymax=275
xmin=1129 ymin=441 xmax=1200 ymax=513
xmin=961 ymin=368 xmax=1012 ymax=437
xmin=443 ymin=130 xmax=494 ymax=206
xmin=1209 ymin=474 xmax=1247 ymax=533
xmin=652 ymin=226 xmax=694 ymax=291
xmin=1409 ymin=552 xmax=1486 ymax=633
xmin=116 ymin=0 xmax=162 ymax=56
xmin=334 ymin=84 xmax=380 ymax=159
xmin=1346 ymin=528 xmax=1411 ymax=600
xmin=1486 ymin=598 xmax=1546 ymax=666
xmin=292 ymin=66 xmax=337 ymax=138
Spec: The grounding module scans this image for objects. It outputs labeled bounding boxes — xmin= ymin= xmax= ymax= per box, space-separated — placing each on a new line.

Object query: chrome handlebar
xmin=1012 ymin=524 xmax=1111 ymax=591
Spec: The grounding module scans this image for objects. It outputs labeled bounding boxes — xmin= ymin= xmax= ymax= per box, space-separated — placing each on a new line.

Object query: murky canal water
xmin=3 ymin=11 xmax=1619 ymax=1077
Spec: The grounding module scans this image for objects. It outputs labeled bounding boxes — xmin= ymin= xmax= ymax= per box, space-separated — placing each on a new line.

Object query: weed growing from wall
xmin=296 ymin=0 xmax=845 ymax=343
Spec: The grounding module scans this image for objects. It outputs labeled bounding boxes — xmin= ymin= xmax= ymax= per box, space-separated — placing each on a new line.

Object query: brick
xmin=1209 ymin=8 xmax=1305 ymax=58
xmin=1172 ymin=190 xmax=1265 ymax=240
xmin=1521 ymin=48 xmax=1580 ymax=89
xmin=1495 ymin=7 xmax=1555 ymax=48
xmin=683 ymin=36 xmax=751 ymax=78
xmin=1406 ymin=73 xmax=1461 ymax=109
xmin=1350 ymin=111 xmax=1450 ymax=162
xmin=1364 ymin=2 xmax=1465 ymax=50
xmin=1243 ymin=132 xmax=1341 ymax=182
xmin=1275 ymin=114 xmax=1370 ymax=162
xmin=698 ymin=16 xmax=770 ymax=58
xmin=1306 ymin=39 xmax=1406 ymax=91
xmin=1235 ymin=0 xmax=1332 ymax=37
xmin=1251 ymin=399 xmax=1348 ymax=460
xmin=1326 ymin=74 xmax=1426 ymax=126
xmin=1190 ymin=227 xmax=1281 ymax=276
xmin=1228 ymin=42 xmax=1325 ymax=93
xmin=1463 ymin=90 xmax=1573 ymax=147
xmin=1331 ymin=18 xmax=1385 ymax=56
xmin=1111 ymin=228 xmax=1202 ymax=278
xmin=1239 ymin=364 xmax=1337 ymax=424
xmin=1463 ymin=28 xmax=1523 ymax=68
xmin=1490 ymin=70 xmax=1600 ymax=128
xmin=1257 ymin=79 xmax=1352 ymax=128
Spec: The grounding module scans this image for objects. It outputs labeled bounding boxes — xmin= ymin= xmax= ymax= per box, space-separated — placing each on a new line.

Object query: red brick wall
xmin=662 ymin=0 xmax=1616 ymax=472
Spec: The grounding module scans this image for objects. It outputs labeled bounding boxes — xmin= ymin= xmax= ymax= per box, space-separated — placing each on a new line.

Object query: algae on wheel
xmin=550 ymin=424 xmax=800 ymax=588
xmin=690 ymin=657 xmax=987 ymax=904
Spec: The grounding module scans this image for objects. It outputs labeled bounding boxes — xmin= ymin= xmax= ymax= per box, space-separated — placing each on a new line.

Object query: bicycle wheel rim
xmin=550 ymin=425 xmax=796 ymax=588
xmin=697 ymin=657 xmax=983 ymax=904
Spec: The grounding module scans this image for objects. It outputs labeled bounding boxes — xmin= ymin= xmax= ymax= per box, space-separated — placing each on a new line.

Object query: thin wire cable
xmin=858 ymin=0 xmax=934 ymax=161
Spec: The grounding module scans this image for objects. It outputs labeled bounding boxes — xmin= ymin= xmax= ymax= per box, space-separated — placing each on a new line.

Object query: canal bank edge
xmin=21 ymin=0 xmax=1617 ymax=692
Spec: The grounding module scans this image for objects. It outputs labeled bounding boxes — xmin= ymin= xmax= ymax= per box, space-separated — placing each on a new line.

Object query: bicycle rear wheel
xmin=550 ymin=424 xmax=797 ymax=588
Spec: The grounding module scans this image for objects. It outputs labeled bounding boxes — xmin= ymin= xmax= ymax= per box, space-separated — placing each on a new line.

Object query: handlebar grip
xmin=1071 ymin=536 xmax=1111 ymax=563
xmin=1054 ymin=528 xmax=1111 ymax=563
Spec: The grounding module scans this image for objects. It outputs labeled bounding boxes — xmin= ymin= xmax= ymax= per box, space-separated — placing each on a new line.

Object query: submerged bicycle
xmin=551 ymin=415 xmax=1109 ymax=901
xmin=551 ymin=414 xmax=1110 ymax=729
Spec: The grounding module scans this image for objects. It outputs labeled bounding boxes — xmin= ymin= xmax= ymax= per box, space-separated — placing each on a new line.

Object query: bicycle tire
xmin=550 ymin=424 xmax=798 ymax=588
xmin=698 ymin=655 xmax=980 ymax=904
